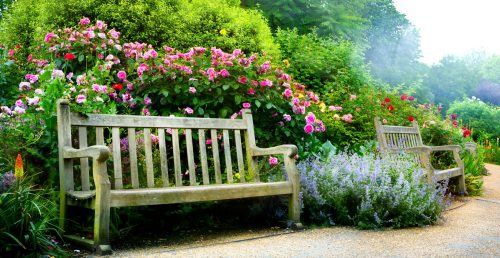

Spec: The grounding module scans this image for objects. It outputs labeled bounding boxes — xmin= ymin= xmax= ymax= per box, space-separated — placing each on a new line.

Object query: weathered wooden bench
xmin=374 ymin=117 xmax=467 ymax=195
xmin=57 ymin=99 xmax=301 ymax=254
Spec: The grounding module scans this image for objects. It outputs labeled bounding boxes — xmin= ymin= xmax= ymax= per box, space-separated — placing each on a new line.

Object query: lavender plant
xmin=298 ymin=152 xmax=447 ymax=229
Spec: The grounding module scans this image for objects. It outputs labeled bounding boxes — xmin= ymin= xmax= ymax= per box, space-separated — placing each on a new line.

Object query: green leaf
xmin=161 ymin=91 xmax=169 ymax=98
xmin=235 ymin=95 xmax=242 ymax=104
xmin=255 ymin=100 xmax=261 ymax=108
xmin=222 ymin=84 xmax=230 ymax=90
xmin=266 ymin=103 xmax=273 ymax=109
xmin=78 ymin=54 xmax=85 ymax=62
xmin=198 ymin=107 xmax=204 ymax=115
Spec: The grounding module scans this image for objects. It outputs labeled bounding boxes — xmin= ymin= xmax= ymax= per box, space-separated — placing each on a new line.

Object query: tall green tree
xmin=241 ymin=0 xmax=369 ymax=42
xmin=362 ymin=0 xmax=425 ymax=87
xmin=421 ymin=56 xmax=481 ymax=110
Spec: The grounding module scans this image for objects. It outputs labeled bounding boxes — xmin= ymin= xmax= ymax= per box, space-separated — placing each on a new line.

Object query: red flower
xmin=400 ymin=94 xmax=408 ymax=101
xmin=408 ymin=116 xmax=414 ymax=122
xmin=112 ymin=83 xmax=123 ymax=91
xmin=437 ymin=107 xmax=442 ymax=112
xmin=450 ymin=114 xmax=457 ymax=120
xmin=388 ymin=104 xmax=394 ymax=111
xmin=384 ymin=97 xmax=391 ymax=102
xmin=463 ymin=129 xmax=471 ymax=138
xmin=15 ymin=45 xmax=22 ymax=49
xmin=408 ymin=96 xmax=415 ymax=101
xmin=452 ymin=120 xmax=458 ymax=126
xmin=381 ymin=102 xmax=386 ymax=106
xmin=64 ymin=53 xmax=75 ymax=60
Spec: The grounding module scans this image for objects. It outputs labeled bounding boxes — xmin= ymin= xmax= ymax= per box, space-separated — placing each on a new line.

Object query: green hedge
xmin=0 ymin=0 xmax=279 ymax=58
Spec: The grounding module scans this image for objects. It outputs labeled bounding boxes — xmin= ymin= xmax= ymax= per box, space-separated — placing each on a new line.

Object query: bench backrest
xmin=374 ymin=117 xmax=424 ymax=153
xmin=58 ymin=100 xmax=268 ymax=192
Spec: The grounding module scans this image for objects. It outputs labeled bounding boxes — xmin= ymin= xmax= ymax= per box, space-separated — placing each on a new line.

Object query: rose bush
xmin=0 ymin=18 xmax=324 ymax=151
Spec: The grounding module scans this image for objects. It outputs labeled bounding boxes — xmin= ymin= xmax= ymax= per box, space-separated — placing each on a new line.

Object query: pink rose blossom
xmin=116 ymin=71 xmax=127 ymax=81
xmin=44 ymin=32 xmax=58 ymax=43
xmin=283 ymin=114 xmax=292 ymax=121
xmin=304 ymin=124 xmax=314 ymax=134
xmin=14 ymin=106 xmax=25 ymax=114
xmin=76 ymin=94 xmax=86 ymax=104
xmin=305 ymin=112 xmax=316 ymax=124
xmin=142 ymin=108 xmax=150 ymax=116
xmin=342 ymin=114 xmax=353 ymax=123
xmin=15 ymin=99 xmax=24 ymax=107
xmin=259 ymin=79 xmax=273 ymax=87
xmin=230 ymin=113 xmax=238 ymax=119
xmin=247 ymin=89 xmax=255 ymax=95
xmin=184 ymin=107 xmax=194 ymax=114
xmin=350 ymin=94 xmax=357 ymax=101
xmin=206 ymin=139 xmax=212 ymax=145
xmin=283 ymin=88 xmax=293 ymax=98
xmin=238 ymin=76 xmax=248 ymax=84
xmin=34 ymin=89 xmax=44 ymax=95
xmin=79 ymin=17 xmax=90 ymax=25
xmin=143 ymin=97 xmax=152 ymax=106
xmin=219 ymin=69 xmax=230 ymax=78
xmin=242 ymin=102 xmax=251 ymax=109
xmin=19 ymin=82 xmax=31 ymax=91
xmin=269 ymin=156 xmax=279 ymax=166
xmin=189 ymin=87 xmax=196 ymax=94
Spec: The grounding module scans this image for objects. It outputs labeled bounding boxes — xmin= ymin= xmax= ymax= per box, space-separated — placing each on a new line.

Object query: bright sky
xmin=393 ymin=0 xmax=500 ymax=64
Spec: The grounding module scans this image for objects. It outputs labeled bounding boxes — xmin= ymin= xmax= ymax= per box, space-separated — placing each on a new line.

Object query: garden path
xmin=108 ymin=164 xmax=500 ymax=257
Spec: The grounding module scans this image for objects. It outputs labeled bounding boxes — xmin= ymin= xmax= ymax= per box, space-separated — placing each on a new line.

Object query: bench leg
xmin=286 ymin=158 xmax=302 ymax=229
xmin=94 ymin=187 xmax=112 ymax=255
xmin=458 ymin=173 xmax=467 ymax=196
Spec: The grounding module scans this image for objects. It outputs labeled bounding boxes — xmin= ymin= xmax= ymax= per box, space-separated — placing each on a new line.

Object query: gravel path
xmin=109 ymin=164 xmax=500 ymax=257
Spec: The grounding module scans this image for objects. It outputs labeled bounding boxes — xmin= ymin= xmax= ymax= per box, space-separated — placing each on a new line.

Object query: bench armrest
xmin=250 ymin=144 xmax=298 ymax=158
xmin=63 ymin=146 xmax=110 ymax=162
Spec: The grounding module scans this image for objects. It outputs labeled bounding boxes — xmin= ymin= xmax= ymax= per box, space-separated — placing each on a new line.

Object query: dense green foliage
xmin=0 ymin=0 xmax=279 ymax=58
xmin=447 ymin=98 xmax=500 ymax=140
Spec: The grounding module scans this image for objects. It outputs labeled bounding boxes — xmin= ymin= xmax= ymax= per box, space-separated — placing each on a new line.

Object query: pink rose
xmin=79 ymin=17 xmax=90 ymax=25
xmin=305 ymin=112 xmax=316 ymax=124
xmin=269 ymin=156 xmax=279 ymax=166
xmin=304 ymin=124 xmax=314 ymax=134
xmin=189 ymin=87 xmax=196 ymax=94
xmin=242 ymin=102 xmax=251 ymax=109
xmin=117 ymin=71 xmax=127 ymax=81
xmin=283 ymin=114 xmax=292 ymax=121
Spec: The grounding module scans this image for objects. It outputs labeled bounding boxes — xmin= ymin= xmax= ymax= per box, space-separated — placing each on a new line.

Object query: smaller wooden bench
xmin=374 ymin=117 xmax=467 ymax=195
xmin=57 ymin=99 xmax=301 ymax=254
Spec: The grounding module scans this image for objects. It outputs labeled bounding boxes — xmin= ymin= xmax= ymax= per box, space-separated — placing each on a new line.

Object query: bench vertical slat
xmin=112 ymin=127 xmax=123 ymax=189
xmin=185 ymin=129 xmax=197 ymax=186
xmin=172 ymin=129 xmax=182 ymax=186
xmin=223 ymin=130 xmax=233 ymax=183
xmin=235 ymin=130 xmax=245 ymax=183
xmin=78 ymin=127 xmax=90 ymax=191
xmin=211 ymin=129 xmax=222 ymax=184
xmin=198 ymin=130 xmax=210 ymax=185
xmin=158 ymin=129 xmax=169 ymax=187
xmin=128 ymin=128 xmax=139 ymax=189
xmin=144 ymin=128 xmax=155 ymax=188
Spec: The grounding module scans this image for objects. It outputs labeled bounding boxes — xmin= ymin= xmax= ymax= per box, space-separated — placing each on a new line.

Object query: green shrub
xmin=0 ymin=0 xmax=279 ymax=59
xmin=298 ymin=151 xmax=446 ymax=229
xmin=447 ymin=97 xmax=500 ymax=140
xmin=0 ymin=170 xmax=63 ymax=257
xmin=276 ymin=29 xmax=369 ymax=95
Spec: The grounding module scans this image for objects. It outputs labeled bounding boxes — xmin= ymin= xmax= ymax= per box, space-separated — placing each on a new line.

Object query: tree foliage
xmin=0 ymin=0 xmax=280 ymax=58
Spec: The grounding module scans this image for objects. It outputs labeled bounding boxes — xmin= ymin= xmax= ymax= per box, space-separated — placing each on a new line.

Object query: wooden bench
xmin=57 ymin=99 xmax=301 ymax=254
xmin=374 ymin=117 xmax=467 ymax=195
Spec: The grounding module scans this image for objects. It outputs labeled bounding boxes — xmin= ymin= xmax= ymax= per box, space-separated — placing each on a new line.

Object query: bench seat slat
xmin=109 ymin=182 xmax=293 ymax=207
xmin=380 ymin=125 xmax=420 ymax=134
xmin=71 ymin=113 xmax=247 ymax=129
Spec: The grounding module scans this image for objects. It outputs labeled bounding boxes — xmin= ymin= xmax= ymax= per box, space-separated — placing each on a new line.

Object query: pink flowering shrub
xmin=0 ymin=18 xmax=324 ymax=149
